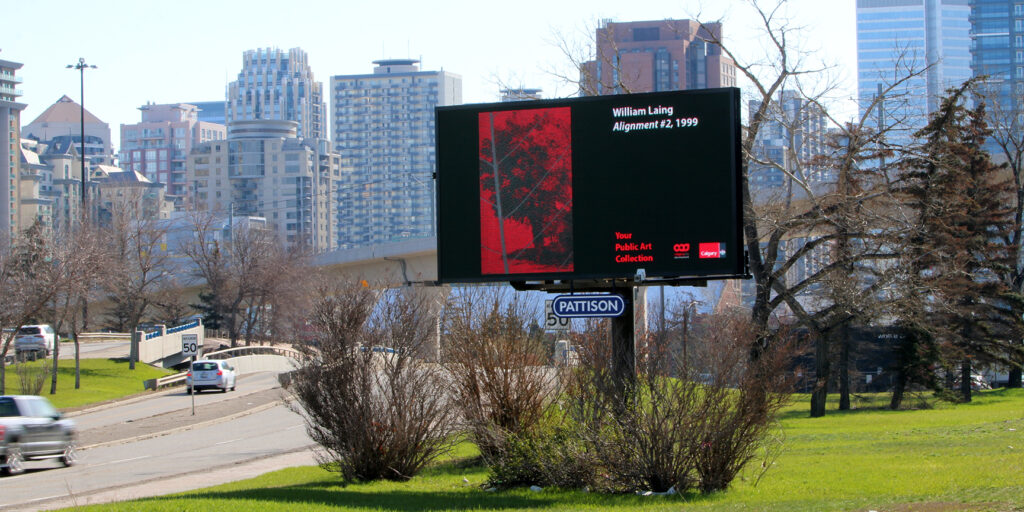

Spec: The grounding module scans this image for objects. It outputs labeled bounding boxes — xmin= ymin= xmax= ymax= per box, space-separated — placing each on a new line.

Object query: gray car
xmin=0 ymin=395 xmax=77 ymax=475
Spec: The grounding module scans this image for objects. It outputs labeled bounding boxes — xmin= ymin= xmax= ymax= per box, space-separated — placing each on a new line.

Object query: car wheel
xmin=3 ymin=444 xmax=25 ymax=476
xmin=221 ymin=386 xmax=227 ymax=393
xmin=61 ymin=443 xmax=78 ymax=467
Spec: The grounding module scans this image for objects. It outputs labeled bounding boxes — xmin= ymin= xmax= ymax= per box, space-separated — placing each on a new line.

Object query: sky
xmin=4 ymin=0 xmax=857 ymax=140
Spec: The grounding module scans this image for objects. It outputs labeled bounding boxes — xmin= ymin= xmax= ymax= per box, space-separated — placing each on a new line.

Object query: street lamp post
xmin=67 ymin=58 xmax=96 ymax=221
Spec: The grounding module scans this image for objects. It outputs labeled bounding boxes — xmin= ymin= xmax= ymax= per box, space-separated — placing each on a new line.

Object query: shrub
xmin=548 ymin=310 xmax=797 ymax=494
xmin=441 ymin=288 xmax=560 ymax=459
xmin=288 ymin=282 xmax=457 ymax=482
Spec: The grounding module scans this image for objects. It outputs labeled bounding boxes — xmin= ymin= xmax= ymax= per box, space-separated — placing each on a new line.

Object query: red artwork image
xmin=479 ymin=107 xmax=573 ymax=275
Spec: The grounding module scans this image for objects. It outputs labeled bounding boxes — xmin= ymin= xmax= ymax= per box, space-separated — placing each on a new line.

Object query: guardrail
xmin=144 ymin=372 xmax=188 ymax=391
xmin=78 ymin=332 xmax=131 ymax=343
xmin=204 ymin=346 xmax=303 ymax=361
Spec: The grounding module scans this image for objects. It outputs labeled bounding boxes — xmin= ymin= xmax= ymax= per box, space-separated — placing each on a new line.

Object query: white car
xmin=185 ymin=360 xmax=237 ymax=394
xmin=14 ymin=325 xmax=56 ymax=359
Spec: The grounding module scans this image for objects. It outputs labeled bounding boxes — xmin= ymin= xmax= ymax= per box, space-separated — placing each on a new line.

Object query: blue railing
xmin=142 ymin=319 xmax=199 ymax=341
xmin=167 ymin=320 xmax=199 ymax=334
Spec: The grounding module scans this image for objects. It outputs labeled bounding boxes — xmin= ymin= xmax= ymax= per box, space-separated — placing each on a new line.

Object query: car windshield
xmin=193 ymin=362 xmax=218 ymax=371
xmin=17 ymin=327 xmax=40 ymax=335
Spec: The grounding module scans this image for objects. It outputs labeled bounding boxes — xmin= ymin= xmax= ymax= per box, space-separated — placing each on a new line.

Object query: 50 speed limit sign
xmin=544 ymin=300 xmax=570 ymax=332
xmin=181 ymin=334 xmax=200 ymax=357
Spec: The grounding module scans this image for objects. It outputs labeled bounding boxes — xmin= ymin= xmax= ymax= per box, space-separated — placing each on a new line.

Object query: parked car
xmin=14 ymin=325 xmax=56 ymax=359
xmin=185 ymin=360 xmax=237 ymax=394
xmin=0 ymin=395 xmax=77 ymax=476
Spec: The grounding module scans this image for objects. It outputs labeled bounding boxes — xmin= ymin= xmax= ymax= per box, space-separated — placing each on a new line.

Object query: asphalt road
xmin=0 ymin=371 xmax=315 ymax=511
xmin=56 ymin=341 xmax=128 ymax=360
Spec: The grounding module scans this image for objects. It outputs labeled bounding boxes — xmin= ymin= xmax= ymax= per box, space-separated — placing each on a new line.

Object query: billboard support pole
xmin=611 ymin=287 xmax=636 ymax=403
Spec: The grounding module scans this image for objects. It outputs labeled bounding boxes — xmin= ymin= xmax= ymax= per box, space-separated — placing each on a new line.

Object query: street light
xmin=66 ymin=58 xmax=96 ymax=221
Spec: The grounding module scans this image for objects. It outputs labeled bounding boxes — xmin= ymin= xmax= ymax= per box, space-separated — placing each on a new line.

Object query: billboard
xmin=436 ymin=88 xmax=744 ymax=284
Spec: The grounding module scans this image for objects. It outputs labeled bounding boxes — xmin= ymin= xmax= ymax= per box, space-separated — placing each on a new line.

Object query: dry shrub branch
xmin=544 ymin=309 xmax=798 ymax=494
xmin=288 ymin=281 xmax=457 ymax=482
xmin=441 ymin=287 xmax=559 ymax=459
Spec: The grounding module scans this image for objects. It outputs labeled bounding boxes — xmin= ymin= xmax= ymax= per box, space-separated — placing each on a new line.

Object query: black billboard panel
xmin=436 ymin=88 xmax=744 ymax=284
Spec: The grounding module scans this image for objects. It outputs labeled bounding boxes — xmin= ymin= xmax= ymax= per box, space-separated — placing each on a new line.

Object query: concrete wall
xmin=138 ymin=323 xmax=204 ymax=367
xmin=225 ymin=354 xmax=299 ymax=375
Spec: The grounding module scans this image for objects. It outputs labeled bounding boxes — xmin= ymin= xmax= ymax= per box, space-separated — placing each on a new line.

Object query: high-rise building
xmin=1 ymin=56 xmax=25 ymax=241
xmin=970 ymin=0 xmax=1023 ymax=148
xmin=226 ymin=48 xmax=326 ymax=140
xmin=22 ymin=95 xmax=115 ymax=167
xmin=186 ymin=119 xmax=337 ymax=251
xmin=856 ymin=0 xmax=972 ymax=141
xmin=188 ymin=101 xmax=227 ymax=125
xmin=120 ymin=103 xmax=226 ymax=206
xmin=748 ymin=91 xmax=830 ymax=196
xmin=582 ymin=19 xmax=737 ymax=95
xmin=330 ymin=59 xmax=461 ymax=248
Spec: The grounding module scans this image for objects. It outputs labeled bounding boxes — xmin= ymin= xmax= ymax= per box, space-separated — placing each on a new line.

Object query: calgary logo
xmin=698 ymin=242 xmax=726 ymax=259
xmin=673 ymin=243 xmax=690 ymax=259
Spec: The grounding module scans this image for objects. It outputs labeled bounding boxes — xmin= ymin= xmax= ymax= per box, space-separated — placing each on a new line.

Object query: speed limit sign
xmin=181 ymin=334 xmax=200 ymax=357
xmin=544 ymin=300 xmax=570 ymax=332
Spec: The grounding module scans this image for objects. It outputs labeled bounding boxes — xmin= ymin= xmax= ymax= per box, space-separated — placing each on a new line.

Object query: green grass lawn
xmin=62 ymin=388 xmax=1024 ymax=512
xmin=2 ymin=357 xmax=172 ymax=409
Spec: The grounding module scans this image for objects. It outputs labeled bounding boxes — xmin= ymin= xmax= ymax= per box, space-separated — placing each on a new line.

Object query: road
xmin=0 ymin=372 xmax=315 ymax=511
xmin=56 ymin=341 xmax=128 ymax=360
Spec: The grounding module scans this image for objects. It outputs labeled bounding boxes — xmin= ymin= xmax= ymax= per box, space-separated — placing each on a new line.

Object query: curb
xmin=81 ymin=398 xmax=288 ymax=451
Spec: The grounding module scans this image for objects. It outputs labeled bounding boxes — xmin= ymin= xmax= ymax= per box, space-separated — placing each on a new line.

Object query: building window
xmin=1017 ymin=4 xmax=1024 ymax=15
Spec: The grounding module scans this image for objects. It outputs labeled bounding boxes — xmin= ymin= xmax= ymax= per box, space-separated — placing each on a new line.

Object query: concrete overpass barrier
xmin=137 ymin=320 xmax=204 ymax=368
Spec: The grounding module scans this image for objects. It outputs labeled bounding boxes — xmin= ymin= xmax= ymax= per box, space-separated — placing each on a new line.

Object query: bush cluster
xmin=288 ymin=283 xmax=796 ymax=494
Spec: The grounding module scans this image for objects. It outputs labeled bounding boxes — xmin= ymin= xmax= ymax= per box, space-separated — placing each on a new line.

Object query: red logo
xmin=673 ymin=243 xmax=690 ymax=259
xmin=699 ymin=242 xmax=726 ymax=259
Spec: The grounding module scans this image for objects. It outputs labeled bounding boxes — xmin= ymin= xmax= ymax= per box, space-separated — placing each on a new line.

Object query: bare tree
xmin=100 ymin=197 xmax=176 ymax=332
xmin=0 ymin=222 xmax=97 ymax=394
xmin=48 ymin=223 xmax=108 ymax=392
xmin=180 ymin=210 xmax=283 ymax=347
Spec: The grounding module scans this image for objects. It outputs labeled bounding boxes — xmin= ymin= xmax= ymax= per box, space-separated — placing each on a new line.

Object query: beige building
xmin=186 ymin=119 xmax=336 ymax=251
xmin=22 ymin=95 xmax=114 ymax=166
xmin=92 ymin=165 xmax=174 ymax=222
xmin=17 ymin=138 xmax=83 ymax=236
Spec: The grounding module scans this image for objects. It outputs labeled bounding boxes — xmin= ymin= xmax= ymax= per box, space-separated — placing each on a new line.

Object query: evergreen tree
xmin=897 ymin=79 xmax=1024 ymax=403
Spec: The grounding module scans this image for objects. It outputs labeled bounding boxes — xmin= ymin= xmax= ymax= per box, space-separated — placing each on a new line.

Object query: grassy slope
xmin=65 ymin=388 xmax=1024 ymax=511
xmin=2 ymin=358 xmax=171 ymax=409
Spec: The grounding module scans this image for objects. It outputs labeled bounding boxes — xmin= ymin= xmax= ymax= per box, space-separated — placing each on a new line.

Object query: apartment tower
xmin=226 ymin=48 xmax=326 ymax=140
xmin=330 ymin=58 xmax=461 ymax=248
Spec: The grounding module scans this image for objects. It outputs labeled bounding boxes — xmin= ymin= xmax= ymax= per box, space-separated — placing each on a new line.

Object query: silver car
xmin=185 ymin=360 xmax=237 ymax=394
xmin=1 ymin=395 xmax=77 ymax=475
